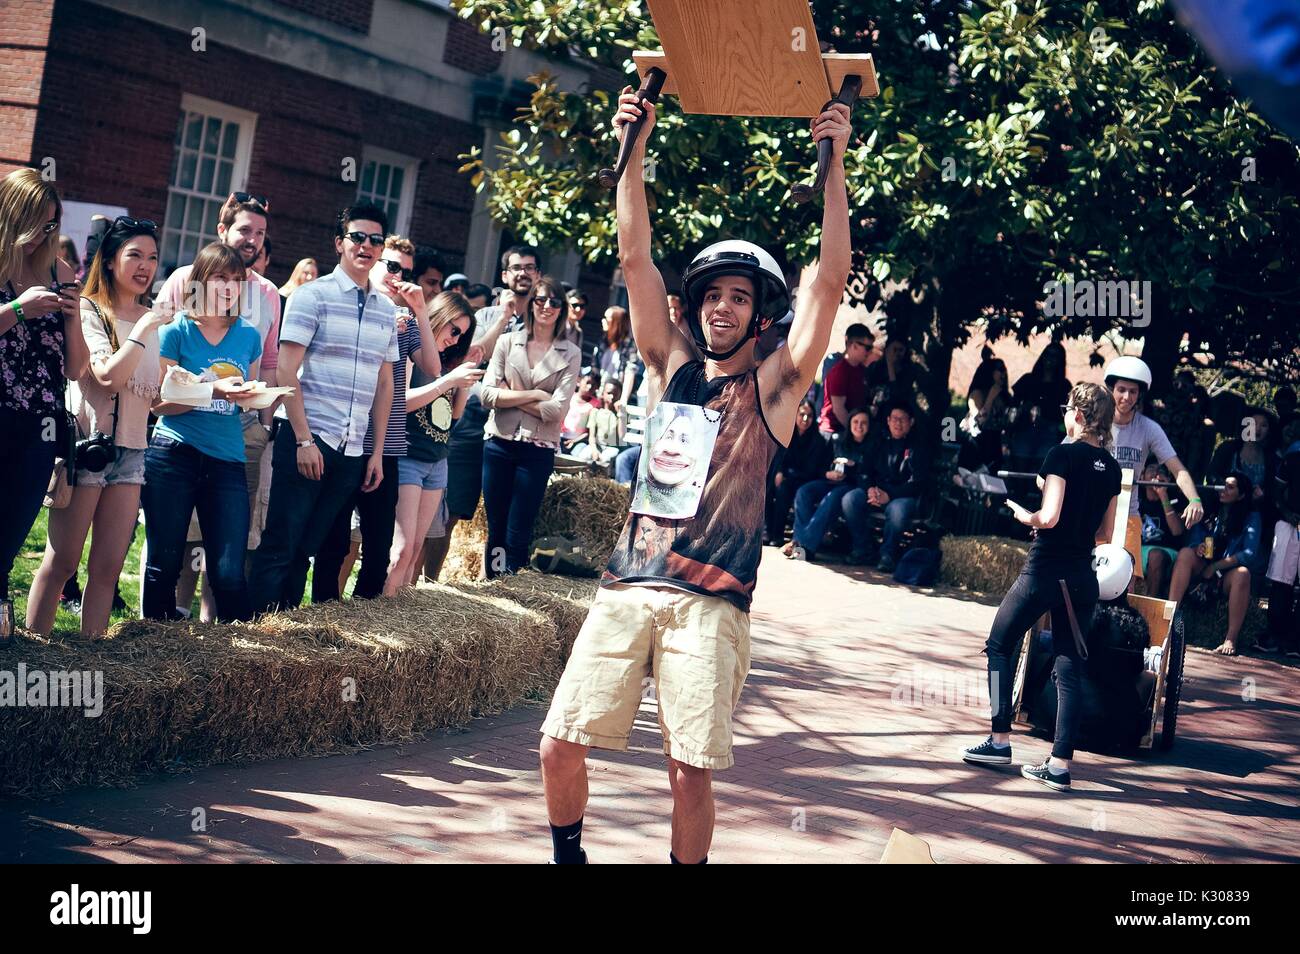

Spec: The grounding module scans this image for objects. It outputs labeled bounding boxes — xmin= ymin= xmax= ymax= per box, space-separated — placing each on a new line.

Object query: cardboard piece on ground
xmin=879 ymin=827 xmax=937 ymax=864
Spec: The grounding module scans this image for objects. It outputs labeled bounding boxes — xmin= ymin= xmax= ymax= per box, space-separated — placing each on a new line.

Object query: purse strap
xmin=1057 ymin=578 xmax=1090 ymax=661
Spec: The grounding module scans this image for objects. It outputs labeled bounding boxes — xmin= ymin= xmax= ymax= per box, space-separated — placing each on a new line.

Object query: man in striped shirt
xmin=248 ymin=203 xmax=399 ymax=614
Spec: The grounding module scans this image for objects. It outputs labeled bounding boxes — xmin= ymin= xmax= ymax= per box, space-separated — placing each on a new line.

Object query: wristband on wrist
xmin=296 ymin=437 xmax=314 ymax=449
xmin=1191 ymin=496 xmax=1202 ymax=504
xmin=10 ymin=301 xmax=25 ymax=322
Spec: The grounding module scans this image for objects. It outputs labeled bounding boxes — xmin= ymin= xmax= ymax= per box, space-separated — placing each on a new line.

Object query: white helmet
xmin=681 ymin=240 xmax=789 ymax=360
xmin=1092 ymin=543 xmax=1135 ymax=601
xmin=1104 ymin=356 xmax=1152 ymax=392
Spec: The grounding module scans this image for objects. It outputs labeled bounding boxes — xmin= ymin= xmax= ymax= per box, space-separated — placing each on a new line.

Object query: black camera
xmin=76 ymin=433 xmax=117 ymax=473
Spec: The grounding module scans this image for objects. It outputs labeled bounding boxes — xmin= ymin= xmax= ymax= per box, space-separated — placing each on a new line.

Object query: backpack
xmin=893 ymin=547 xmax=941 ymax=587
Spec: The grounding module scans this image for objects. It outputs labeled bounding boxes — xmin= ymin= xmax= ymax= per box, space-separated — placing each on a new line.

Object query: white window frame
xmin=356 ymin=146 xmax=419 ymax=237
xmin=160 ymin=95 xmax=258 ymax=272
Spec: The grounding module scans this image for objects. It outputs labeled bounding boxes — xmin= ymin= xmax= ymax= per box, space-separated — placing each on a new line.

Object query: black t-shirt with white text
xmin=1028 ymin=441 xmax=1121 ymax=569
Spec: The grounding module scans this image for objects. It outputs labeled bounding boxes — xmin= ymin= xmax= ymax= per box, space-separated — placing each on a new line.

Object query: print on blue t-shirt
xmin=155 ymin=313 xmax=263 ymax=463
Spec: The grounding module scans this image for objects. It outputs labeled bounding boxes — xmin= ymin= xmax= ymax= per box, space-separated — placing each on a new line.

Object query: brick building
xmin=1 ymin=0 xmax=616 ymax=310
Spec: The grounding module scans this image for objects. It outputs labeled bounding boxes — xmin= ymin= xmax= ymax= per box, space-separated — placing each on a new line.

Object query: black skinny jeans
xmin=985 ymin=561 xmax=1100 ymax=760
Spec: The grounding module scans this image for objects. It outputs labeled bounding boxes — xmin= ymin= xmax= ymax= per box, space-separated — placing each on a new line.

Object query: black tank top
xmin=603 ymin=361 xmax=783 ymax=612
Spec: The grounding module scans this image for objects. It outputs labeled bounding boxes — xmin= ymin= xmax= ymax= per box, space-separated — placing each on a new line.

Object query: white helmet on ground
xmin=681 ymin=240 xmax=790 ymax=360
xmin=1104 ymin=356 xmax=1153 ymax=392
xmin=1092 ymin=543 xmax=1135 ymax=601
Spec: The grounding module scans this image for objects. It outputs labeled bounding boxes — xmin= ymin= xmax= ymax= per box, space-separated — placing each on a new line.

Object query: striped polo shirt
xmin=278 ymin=265 xmax=399 ymax=456
xmin=363 ymin=318 xmax=422 ymax=457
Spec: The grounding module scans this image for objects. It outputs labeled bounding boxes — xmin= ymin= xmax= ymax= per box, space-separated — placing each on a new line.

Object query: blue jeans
xmin=614 ymin=443 xmax=641 ymax=484
xmin=248 ymin=426 xmax=364 ymax=613
xmin=793 ymin=479 xmax=860 ymax=553
xmin=0 ymin=408 xmax=57 ymax=601
xmin=142 ymin=435 xmax=251 ymax=621
xmin=877 ymin=495 xmax=919 ymax=560
xmin=481 ymin=437 xmax=555 ymax=576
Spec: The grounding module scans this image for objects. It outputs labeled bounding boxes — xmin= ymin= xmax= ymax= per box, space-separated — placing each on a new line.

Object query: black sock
xmin=670 ymin=852 xmax=708 ymax=864
xmin=550 ymin=818 xmax=584 ymax=864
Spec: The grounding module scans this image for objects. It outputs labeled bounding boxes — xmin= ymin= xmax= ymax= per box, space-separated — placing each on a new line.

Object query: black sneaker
xmin=961 ymin=736 xmax=1012 ymax=765
xmin=876 ymin=554 xmax=897 ymax=574
xmin=1021 ymin=759 xmax=1071 ymax=791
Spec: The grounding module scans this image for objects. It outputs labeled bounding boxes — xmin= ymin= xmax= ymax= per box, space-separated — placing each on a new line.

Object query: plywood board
xmin=822 ymin=53 xmax=880 ymax=98
xmin=646 ymin=0 xmax=830 ymax=116
xmin=632 ymin=51 xmax=680 ymax=96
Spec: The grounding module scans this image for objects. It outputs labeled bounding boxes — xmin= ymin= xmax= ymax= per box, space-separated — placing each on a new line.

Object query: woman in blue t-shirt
xmin=143 ymin=244 xmax=262 ymax=622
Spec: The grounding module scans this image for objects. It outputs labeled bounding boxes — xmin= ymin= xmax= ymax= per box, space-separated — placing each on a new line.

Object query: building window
xmin=356 ymin=147 xmax=418 ymax=237
xmin=160 ymin=95 xmax=257 ymax=274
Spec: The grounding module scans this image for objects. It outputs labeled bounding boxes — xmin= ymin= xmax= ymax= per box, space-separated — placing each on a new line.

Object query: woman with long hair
xmin=142 ymin=243 xmax=263 ymax=622
xmin=766 ymin=399 xmax=831 ymax=545
xmin=962 ymin=383 xmax=1121 ymax=791
xmin=0 ymin=169 xmax=88 ymax=643
xmin=597 ymin=304 xmax=640 ymax=397
xmin=384 ymin=291 xmax=481 ymax=594
xmin=26 ymin=217 xmax=168 ymax=636
xmin=1167 ymin=470 xmax=1262 ymax=656
xmin=278 ymin=257 xmax=318 ymax=299
xmin=1009 ymin=340 xmax=1072 ymax=468
xmin=960 ymin=353 xmax=1010 ymax=471
xmin=479 ymin=275 xmax=582 ymax=576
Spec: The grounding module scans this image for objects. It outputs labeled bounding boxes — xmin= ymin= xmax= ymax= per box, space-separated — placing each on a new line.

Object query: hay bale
xmin=533 ymin=476 xmax=628 ymax=564
xmin=442 ymin=503 xmax=488 ymax=583
xmin=0 ymin=584 xmax=558 ymax=797
xmin=939 ymin=535 xmax=1029 ymax=595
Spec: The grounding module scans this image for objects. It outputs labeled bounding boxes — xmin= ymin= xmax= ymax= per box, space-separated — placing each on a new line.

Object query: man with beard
xmin=155 ymin=193 xmax=281 ymax=564
xmin=473 ymin=244 xmax=540 ymax=362
xmin=538 ymin=90 xmax=853 ymax=864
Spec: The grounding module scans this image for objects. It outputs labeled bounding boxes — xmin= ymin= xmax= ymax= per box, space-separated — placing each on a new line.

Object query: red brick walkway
xmin=5 ymin=556 xmax=1299 ymax=863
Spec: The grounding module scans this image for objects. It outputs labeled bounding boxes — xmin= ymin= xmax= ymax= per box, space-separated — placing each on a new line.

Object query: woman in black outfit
xmin=765 ymin=400 xmax=831 ymax=545
xmin=962 ymin=382 xmax=1121 ymax=791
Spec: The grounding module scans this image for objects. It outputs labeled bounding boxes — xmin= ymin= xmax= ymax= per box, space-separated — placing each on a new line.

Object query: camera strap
xmin=84 ymin=298 xmax=121 ymax=443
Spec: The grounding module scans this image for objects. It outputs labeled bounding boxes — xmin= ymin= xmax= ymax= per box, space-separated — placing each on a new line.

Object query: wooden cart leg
xmin=791 ymin=73 xmax=862 ymax=204
xmin=598 ymin=67 xmax=667 ymax=189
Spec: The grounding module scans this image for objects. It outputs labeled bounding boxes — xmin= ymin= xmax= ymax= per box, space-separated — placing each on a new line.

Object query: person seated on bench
xmin=766 ymin=400 xmax=831 ymax=546
xmin=571 ymin=380 xmax=623 ymax=465
xmin=560 ymin=370 xmax=600 ymax=455
xmin=787 ymin=407 xmax=875 ymax=563
xmin=1167 ymin=470 xmax=1263 ymax=656
xmin=862 ymin=400 xmax=929 ymax=573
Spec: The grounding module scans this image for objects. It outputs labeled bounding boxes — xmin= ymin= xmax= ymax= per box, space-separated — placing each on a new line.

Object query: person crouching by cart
xmin=961 ymin=383 xmax=1121 ymax=791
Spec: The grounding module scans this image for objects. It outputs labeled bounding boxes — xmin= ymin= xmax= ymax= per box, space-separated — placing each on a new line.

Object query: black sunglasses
xmin=345 ymin=231 xmax=385 ymax=247
xmin=112 ymin=216 xmax=158 ymax=235
xmin=383 ymin=260 xmax=413 ymax=282
xmin=447 ymin=323 xmax=464 ymax=340
xmin=532 ymin=295 xmax=564 ymax=308
xmin=231 ymin=191 xmax=270 ymax=212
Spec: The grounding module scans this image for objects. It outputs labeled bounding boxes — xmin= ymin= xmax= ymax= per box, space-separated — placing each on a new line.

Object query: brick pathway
xmin=4 ymin=555 xmax=1299 ymax=863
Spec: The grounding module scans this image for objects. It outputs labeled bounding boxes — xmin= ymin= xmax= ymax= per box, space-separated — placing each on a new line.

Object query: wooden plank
xmin=822 ymin=53 xmax=880 ymax=98
xmin=632 ymin=51 xmax=680 ymax=96
xmin=1126 ymin=592 xmax=1174 ymax=648
xmin=647 ymin=0 xmax=830 ymax=116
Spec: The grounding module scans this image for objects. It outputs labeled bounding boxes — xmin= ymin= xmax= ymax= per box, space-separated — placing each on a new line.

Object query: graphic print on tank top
xmin=605 ymin=361 xmax=783 ymax=612
xmin=630 ymin=401 xmax=722 ymax=519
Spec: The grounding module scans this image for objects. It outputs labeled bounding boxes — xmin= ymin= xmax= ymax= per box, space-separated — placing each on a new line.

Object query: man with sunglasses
xmin=308 ymin=235 xmax=442 ymax=602
xmin=155 ymin=193 xmax=282 ymax=563
xmin=248 ymin=203 xmax=399 ymax=613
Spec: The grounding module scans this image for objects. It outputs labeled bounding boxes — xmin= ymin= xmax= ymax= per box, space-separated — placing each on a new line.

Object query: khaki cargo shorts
xmin=540 ymin=582 xmax=751 ymax=770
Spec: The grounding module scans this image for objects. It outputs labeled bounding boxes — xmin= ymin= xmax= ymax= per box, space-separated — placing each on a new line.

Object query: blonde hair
xmin=427 ymin=290 xmax=476 ymax=365
xmin=280 ymin=257 xmax=318 ymax=295
xmin=384 ymin=235 xmax=415 ymax=257
xmin=1069 ymin=382 xmax=1115 ymax=450
xmin=0 ymin=168 xmax=62 ymax=286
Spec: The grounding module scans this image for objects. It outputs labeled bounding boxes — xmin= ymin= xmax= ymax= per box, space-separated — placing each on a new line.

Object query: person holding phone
xmin=0 ymin=170 xmax=88 ymax=644
xmin=961 ymin=382 xmax=1121 ymax=791
xmin=26 ymin=216 xmax=166 ymax=637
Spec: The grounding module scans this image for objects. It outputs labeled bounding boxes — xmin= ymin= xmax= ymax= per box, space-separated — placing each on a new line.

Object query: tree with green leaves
xmin=457 ymin=0 xmax=1300 ymax=416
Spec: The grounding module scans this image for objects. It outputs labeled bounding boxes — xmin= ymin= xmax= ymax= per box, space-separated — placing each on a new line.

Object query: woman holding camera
xmin=26 ymin=216 xmax=166 ymax=637
xmin=0 ymin=170 xmax=88 ymax=644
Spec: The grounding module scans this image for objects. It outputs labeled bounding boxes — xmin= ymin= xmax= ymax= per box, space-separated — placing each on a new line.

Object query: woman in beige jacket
xmin=479 ymin=276 xmax=581 ymax=576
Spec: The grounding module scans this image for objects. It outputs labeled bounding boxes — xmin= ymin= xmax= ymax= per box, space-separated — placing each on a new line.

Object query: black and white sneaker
xmin=961 ymin=736 xmax=1012 ymax=765
xmin=1021 ymin=759 xmax=1071 ymax=791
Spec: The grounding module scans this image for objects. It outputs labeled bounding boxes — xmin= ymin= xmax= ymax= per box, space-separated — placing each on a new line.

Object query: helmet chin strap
xmin=696 ymin=314 xmax=758 ymax=361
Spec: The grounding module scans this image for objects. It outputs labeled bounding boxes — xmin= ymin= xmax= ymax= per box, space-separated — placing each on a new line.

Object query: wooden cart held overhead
xmin=599 ymin=0 xmax=879 ymax=202
xmin=1010 ymin=468 xmax=1188 ymax=752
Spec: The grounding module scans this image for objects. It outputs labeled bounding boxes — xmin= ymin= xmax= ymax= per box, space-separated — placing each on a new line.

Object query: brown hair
xmin=1069 ymin=382 xmax=1115 ymax=449
xmin=604 ymin=304 xmax=630 ymax=348
xmin=218 ymin=195 xmax=269 ymax=230
xmin=384 ymin=235 xmax=415 ymax=257
xmin=427 ymin=290 xmax=476 ymax=365
xmin=527 ymin=275 xmax=568 ymax=341
xmin=187 ymin=242 xmax=247 ymax=324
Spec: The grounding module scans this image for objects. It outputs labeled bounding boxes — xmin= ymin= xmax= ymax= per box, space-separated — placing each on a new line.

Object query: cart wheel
xmin=1158 ymin=610 xmax=1187 ymax=751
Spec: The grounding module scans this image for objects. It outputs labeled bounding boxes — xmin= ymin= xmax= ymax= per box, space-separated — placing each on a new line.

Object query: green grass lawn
xmin=12 ymin=509 xmax=353 ymax=637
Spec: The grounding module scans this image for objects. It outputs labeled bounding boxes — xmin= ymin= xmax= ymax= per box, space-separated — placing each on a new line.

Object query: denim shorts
xmin=397 ymin=456 xmax=449 ymax=491
xmin=77 ymin=447 xmax=146 ymax=488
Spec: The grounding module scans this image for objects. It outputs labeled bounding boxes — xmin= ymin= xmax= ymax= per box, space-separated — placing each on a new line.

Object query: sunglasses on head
xmin=112 ymin=216 xmax=158 ymax=235
xmin=533 ymin=295 xmax=564 ymax=308
xmin=345 ymin=231 xmax=386 ymax=247
xmin=231 ymin=191 xmax=270 ymax=212
xmin=1061 ymin=404 xmax=1076 ymax=416
xmin=383 ymin=260 xmax=413 ymax=282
